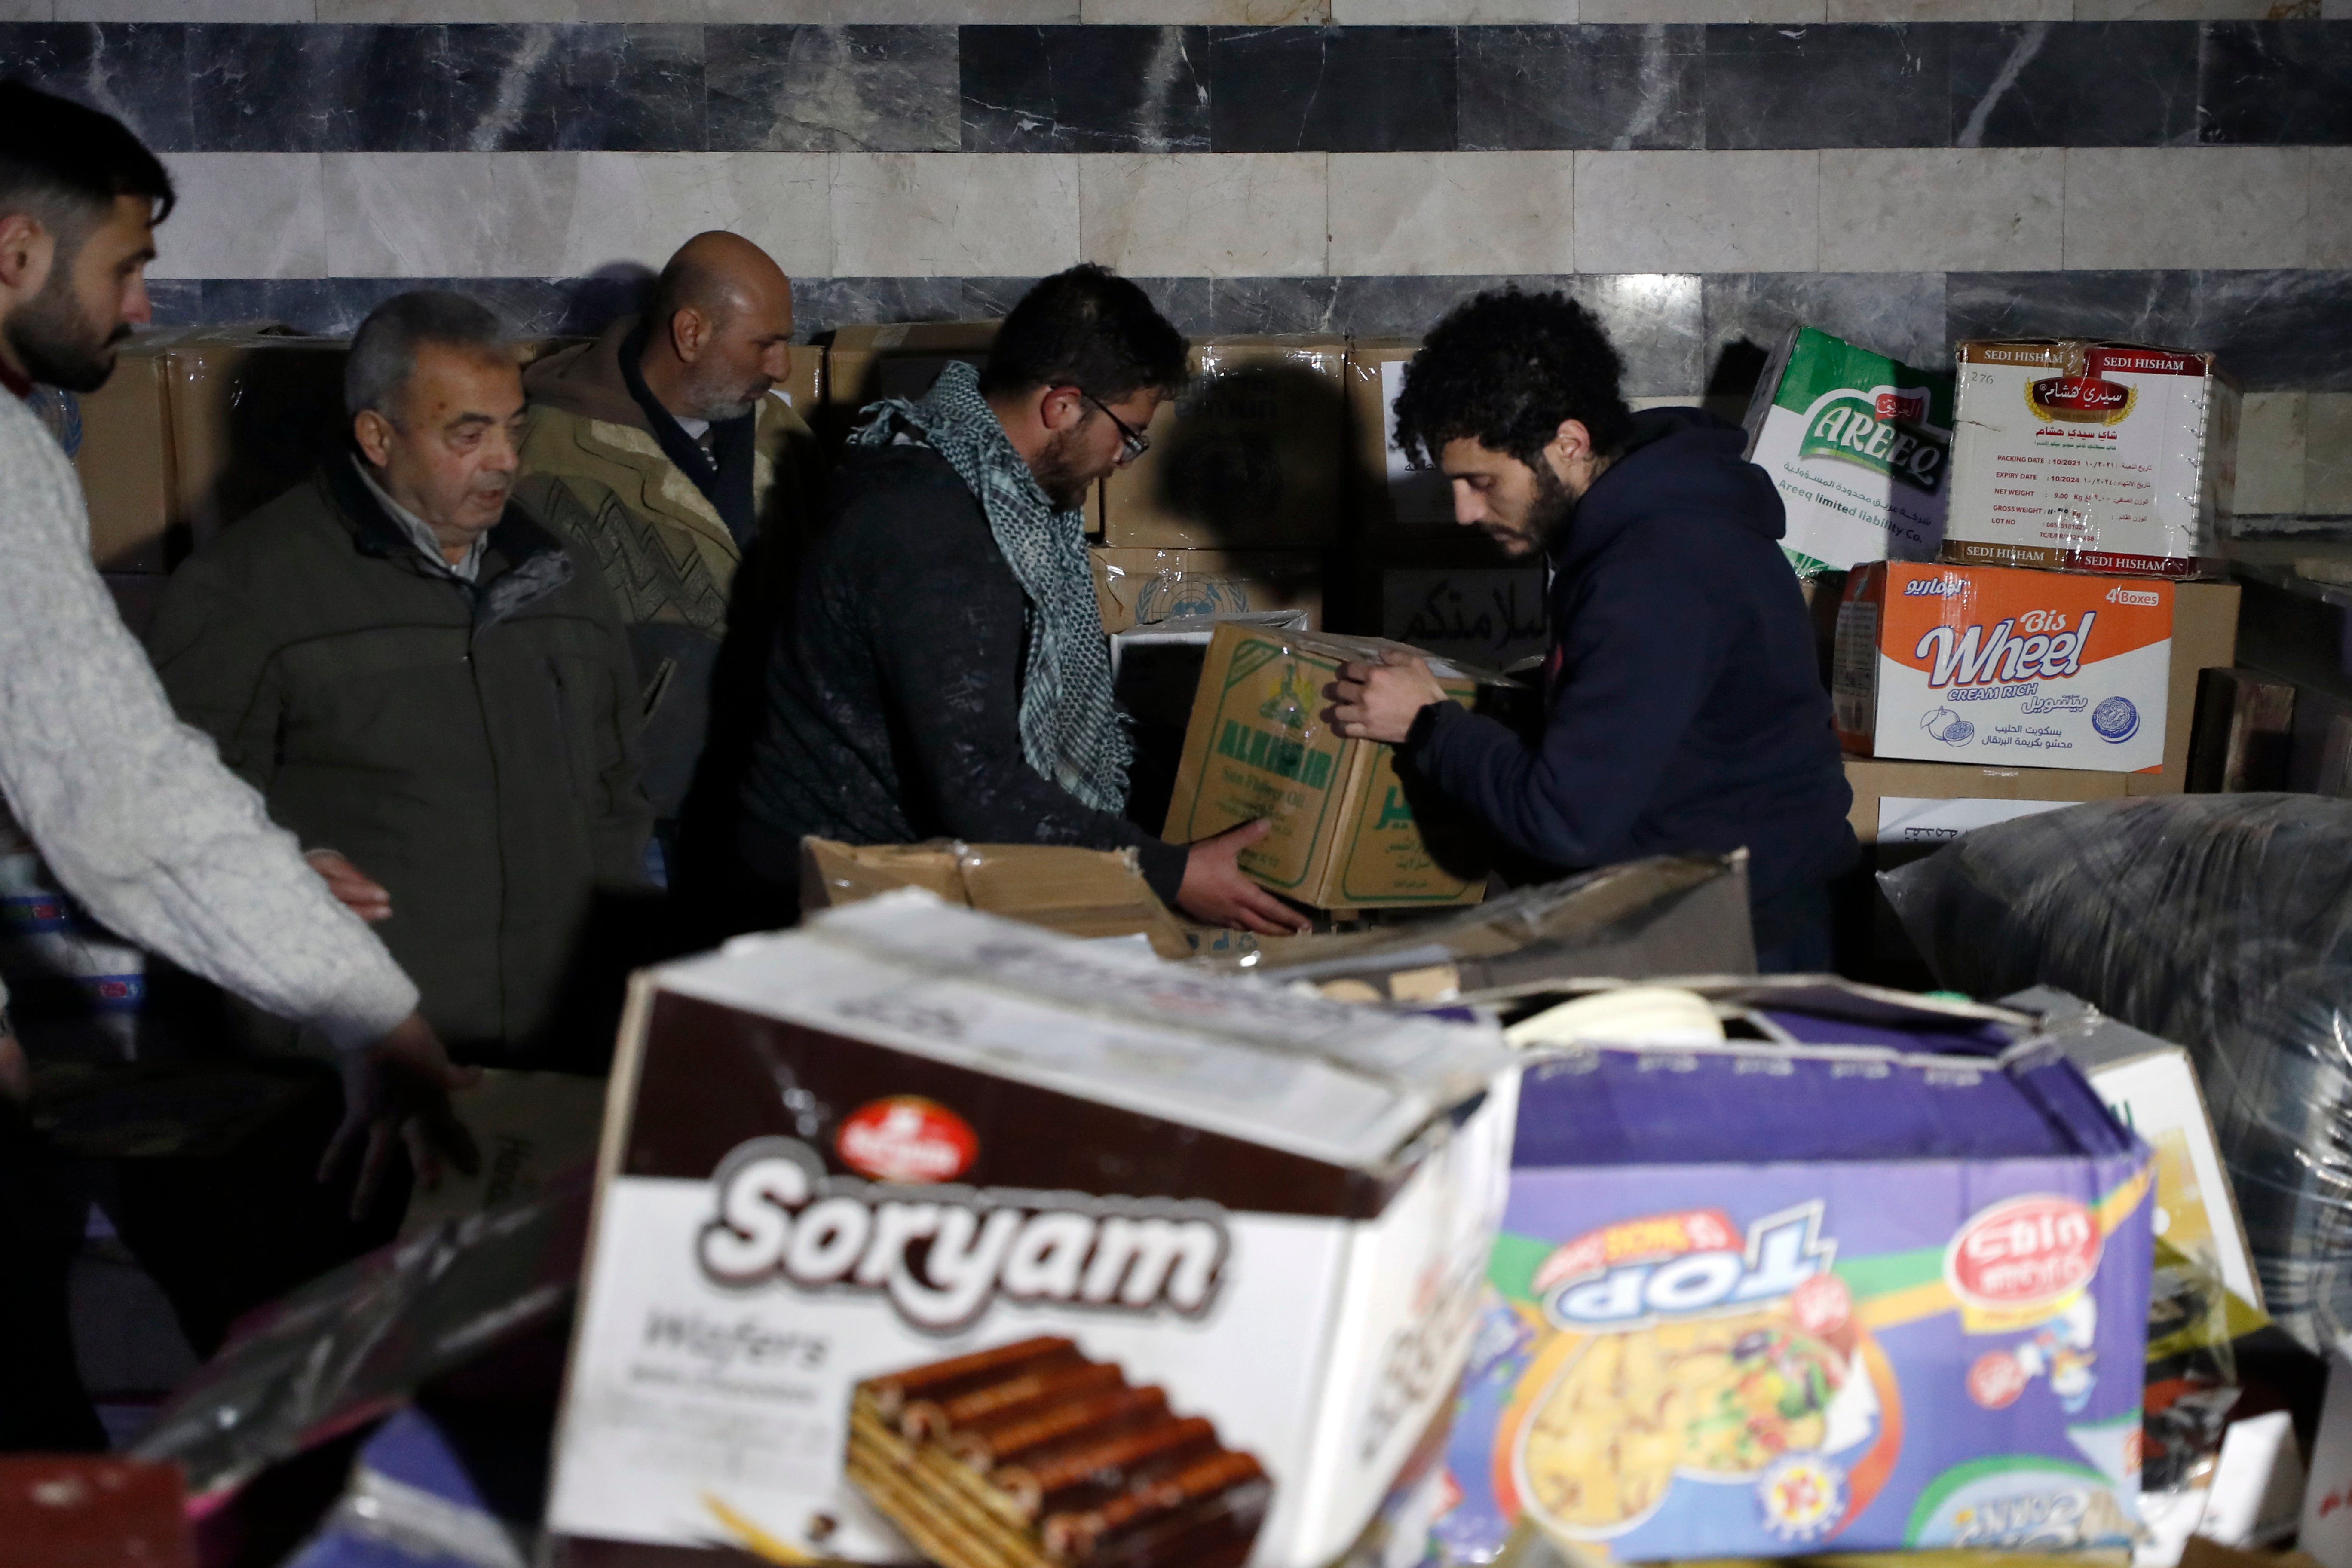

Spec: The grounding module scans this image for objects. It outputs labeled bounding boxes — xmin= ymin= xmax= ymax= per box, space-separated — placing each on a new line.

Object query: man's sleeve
xmin=1410 ymin=565 xmax=1722 ymax=871
xmin=867 ymin=533 xmax=1189 ymax=903
xmin=0 ymin=420 xmax=416 ymax=1051
xmin=145 ymin=552 xmax=283 ymax=795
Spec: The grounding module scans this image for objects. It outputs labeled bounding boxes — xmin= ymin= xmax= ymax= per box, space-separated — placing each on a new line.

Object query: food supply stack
xmin=1743 ymin=327 xmax=2245 ymax=958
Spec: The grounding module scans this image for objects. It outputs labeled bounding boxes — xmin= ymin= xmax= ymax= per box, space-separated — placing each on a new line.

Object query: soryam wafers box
xmin=1430 ymin=1039 xmax=2154 ymax=1564
xmin=545 ymin=894 xmax=1518 ymax=1567
xmin=1834 ymin=562 xmax=2171 ymax=772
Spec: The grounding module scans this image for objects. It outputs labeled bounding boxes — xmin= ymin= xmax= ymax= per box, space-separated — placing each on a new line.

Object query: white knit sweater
xmin=0 ymin=387 xmax=417 ymax=1051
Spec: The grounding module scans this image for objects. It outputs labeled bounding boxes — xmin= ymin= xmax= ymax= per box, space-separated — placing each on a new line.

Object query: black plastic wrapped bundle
xmin=1880 ymin=794 xmax=2352 ymax=1351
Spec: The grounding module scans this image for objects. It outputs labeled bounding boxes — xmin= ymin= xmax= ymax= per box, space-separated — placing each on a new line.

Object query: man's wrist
xmin=1403 ymin=700 xmax=1450 ymax=750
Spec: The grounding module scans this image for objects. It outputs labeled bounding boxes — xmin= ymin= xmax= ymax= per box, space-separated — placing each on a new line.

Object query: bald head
xmin=638 ymin=230 xmax=795 ymax=425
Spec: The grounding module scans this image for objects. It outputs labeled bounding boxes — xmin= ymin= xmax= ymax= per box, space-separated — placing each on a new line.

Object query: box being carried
xmin=1436 ymin=1038 xmax=2154 ymax=1563
xmin=1835 ymin=562 xmax=2172 ymax=772
xmin=1944 ymin=340 xmax=2239 ymax=580
xmin=1163 ymin=623 xmax=1499 ymax=910
xmin=546 ymin=896 xmax=1519 ymax=1568
xmin=1741 ymin=326 xmax=1956 ymax=576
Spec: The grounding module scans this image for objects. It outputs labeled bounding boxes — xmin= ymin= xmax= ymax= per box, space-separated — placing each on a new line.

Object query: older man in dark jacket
xmin=149 ymin=291 xmax=651 ymax=1061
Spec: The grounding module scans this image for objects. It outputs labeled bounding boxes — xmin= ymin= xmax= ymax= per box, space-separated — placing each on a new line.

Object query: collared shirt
xmin=354 ymin=461 xmax=484 ymax=583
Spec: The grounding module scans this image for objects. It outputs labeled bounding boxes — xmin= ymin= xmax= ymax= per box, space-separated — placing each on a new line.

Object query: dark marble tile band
xmin=141 ymin=270 xmax=2352 ymax=393
xmin=5 ymin=21 xmax=2346 ymax=155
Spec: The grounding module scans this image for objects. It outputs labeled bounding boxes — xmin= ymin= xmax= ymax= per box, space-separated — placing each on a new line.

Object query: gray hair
xmin=344 ymin=290 xmax=508 ymax=420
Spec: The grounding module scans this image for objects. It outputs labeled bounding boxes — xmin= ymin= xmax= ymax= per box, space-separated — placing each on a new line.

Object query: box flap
xmin=656 ymin=894 xmax=1512 ymax=1170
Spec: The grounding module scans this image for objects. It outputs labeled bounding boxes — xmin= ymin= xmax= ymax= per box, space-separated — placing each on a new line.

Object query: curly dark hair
xmin=1390 ymin=288 xmax=1636 ymax=472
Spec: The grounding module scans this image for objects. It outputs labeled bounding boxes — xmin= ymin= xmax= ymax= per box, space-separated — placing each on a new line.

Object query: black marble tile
xmin=190 ymin=24 xmax=450 ymax=153
xmin=444 ymin=24 xmax=704 ymax=153
xmin=1703 ymin=25 xmax=1945 ymax=150
xmin=195 ymin=277 xmax=586 ymax=339
xmin=1702 ymin=274 xmax=1949 ymax=404
xmin=1458 ymin=25 xmax=1702 ymax=152
xmin=2197 ymin=22 xmax=2352 ymax=146
xmin=1317 ymin=275 xmax=1702 ymax=393
xmin=143 ymin=278 xmax=202 ymax=328
xmin=1950 ymin=269 xmax=2352 ymax=393
xmin=1209 ymin=27 xmax=1454 ymax=154
xmin=709 ymin=24 xmax=954 ymax=153
xmin=961 ymin=25 xmax=1207 ymax=153
xmin=0 ymin=24 xmax=191 ymax=153
xmin=1951 ymin=22 xmax=2197 ymax=148
xmin=795 ymin=277 xmax=983 ymax=338
xmin=1209 ymin=276 xmax=1342 ymax=334
xmin=1129 ymin=277 xmax=1217 ymax=339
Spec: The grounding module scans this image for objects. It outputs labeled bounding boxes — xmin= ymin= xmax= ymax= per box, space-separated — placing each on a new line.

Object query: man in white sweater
xmin=0 ymin=85 xmax=480 ymax=1438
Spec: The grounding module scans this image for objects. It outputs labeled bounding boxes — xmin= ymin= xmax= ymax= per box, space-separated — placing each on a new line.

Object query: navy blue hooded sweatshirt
xmin=1407 ymin=406 xmax=1857 ymax=910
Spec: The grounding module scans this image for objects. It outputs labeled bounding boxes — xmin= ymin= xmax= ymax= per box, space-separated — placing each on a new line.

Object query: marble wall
xmin=6 ymin=16 xmax=2349 ymax=508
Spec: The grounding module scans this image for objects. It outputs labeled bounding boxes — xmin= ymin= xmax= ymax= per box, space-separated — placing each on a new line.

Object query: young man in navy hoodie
xmin=1329 ymin=288 xmax=1856 ymax=971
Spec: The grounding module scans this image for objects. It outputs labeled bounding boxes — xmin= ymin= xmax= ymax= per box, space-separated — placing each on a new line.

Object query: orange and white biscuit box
xmin=1834 ymin=562 xmax=2171 ymax=773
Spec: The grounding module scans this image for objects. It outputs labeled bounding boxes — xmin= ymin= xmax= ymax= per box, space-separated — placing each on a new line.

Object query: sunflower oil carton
xmin=1161 ymin=623 xmax=1501 ymax=910
xmin=1741 ymin=326 xmax=1956 ymax=576
xmin=1834 ymin=562 xmax=2172 ymax=772
xmin=1428 ymin=1038 xmax=2154 ymax=1564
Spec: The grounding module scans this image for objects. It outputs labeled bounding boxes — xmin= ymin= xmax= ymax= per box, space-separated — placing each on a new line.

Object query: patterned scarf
xmin=849 ymin=361 xmax=1131 ymax=812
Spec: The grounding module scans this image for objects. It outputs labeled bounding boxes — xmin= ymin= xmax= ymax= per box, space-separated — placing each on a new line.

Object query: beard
xmin=1029 ymin=425 xmax=1098 ymax=512
xmin=1521 ymin=459 xmax=1579 ymax=551
xmin=6 ymin=268 xmax=126 ymax=393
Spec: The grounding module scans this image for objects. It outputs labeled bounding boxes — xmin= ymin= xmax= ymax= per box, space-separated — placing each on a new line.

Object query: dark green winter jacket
xmin=147 ymin=458 xmax=652 ymax=1058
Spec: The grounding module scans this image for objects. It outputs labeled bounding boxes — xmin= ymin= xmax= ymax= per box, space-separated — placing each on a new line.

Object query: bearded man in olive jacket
xmin=149 ymin=291 xmax=651 ymax=1062
xmin=514 ymin=232 xmax=824 ymax=846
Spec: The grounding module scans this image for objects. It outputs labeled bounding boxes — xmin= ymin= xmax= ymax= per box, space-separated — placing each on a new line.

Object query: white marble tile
xmin=1083 ymin=0 xmax=1324 ymax=18
xmin=2326 ymin=0 xmax=2351 ymax=19
xmin=2235 ymin=392 xmax=2308 ymax=517
xmin=556 ymin=153 xmax=832 ymax=279
xmin=2313 ymin=150 xmax=2352 ymax=270
xmin=1819 ymin=148 xmax=2059 ymax=271
xmin=324 ymin=152 xmax=577 ymax=277
xmin=60 ymin=0 xmax=308 ymax=15
xmin=150 ymin=153 xmax=326 ymax=279
xmin=836 ymin=0 xmax=1077 ymax=16
xmin=1080 ymin=153 xmax=1326 ymax=278
xmin=834 ymin=152 xmax=1079 ymax=277
xmin=2310 ymin=395 xmax=2352 ymax=516
xmin=1333 ymin=0 xmax=1571 ymax=19
xmin=1826 ymin=0 xmax=2063 ymax=16
xmin=2063 ymin=148 xmax=2309 ymax=270
xmin=0 ymin=0 xmax=55 ymax=18
xmin=1580 ymin=0 xmax=1820 ymax=20
xmin=1575 ymin=150 xmax=1816 ymax=273
xmin=1328 ymin=152 xmax=1573 ymax=276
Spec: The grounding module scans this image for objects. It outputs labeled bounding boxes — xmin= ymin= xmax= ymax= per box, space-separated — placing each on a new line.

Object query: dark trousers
xmin=0 ymin=1111 xmax=105 ymax=1451
xmin=1753 ymin=881 xmax=1836 ymax=975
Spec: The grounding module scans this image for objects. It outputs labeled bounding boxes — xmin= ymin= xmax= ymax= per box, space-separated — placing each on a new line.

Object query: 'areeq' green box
xmin=1742 ymin=326 xmax=1957 ymax=577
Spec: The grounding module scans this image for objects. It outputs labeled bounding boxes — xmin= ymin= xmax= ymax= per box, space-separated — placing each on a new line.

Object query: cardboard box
xmin=1438 ymin=1038 xmax=2153 ymax=1562
xmin=1099 ymin=337 xmax=1347 ymax=551
xmin=2004 ymin=986 xmax=2263 ymax=1312
xmin=799 ymin=836 xmax=1194 ymax=960
xmin=1834 ymin=562 xmax=2172 ymax=772
xmin=62 ymin=326 xmax=348 ymax=573
xmin=2303 ymin=1344 xmax=2352 ymax=1568
xmin=1380 ymin=567 xmax=1547 ymax=671
xmin=1741 ymin=326 xmax=1955 ymax=575
xmin=1842 ymin=759 xmax=2128 ymax=846
xmin=2131 ymin=580 xmax=2243 ymax=795
xmin=1345 ymin=338 xmax=1454 ymax=536
xmin=1944 ymin=340 xmax=2240 ymax=580
xmin=2188 ymin=668 xmax=2297 ymax=793
xmin=545 ymin=895 xmax=1519 ymax=1567
xmin=1090 ymin=547 xmax=1323 ymax=635
xmin=822 ymin=319 xmax=998 ymax=412
xmin=1163 ymin=624 xmax=1495 ymax=911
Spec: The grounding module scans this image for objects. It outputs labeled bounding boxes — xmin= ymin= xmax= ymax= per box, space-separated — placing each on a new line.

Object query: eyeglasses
xmin=1079 ymin=390 xmax=1152 ymax=466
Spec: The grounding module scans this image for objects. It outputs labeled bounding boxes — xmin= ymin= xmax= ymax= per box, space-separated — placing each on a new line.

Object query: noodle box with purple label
xmin=1429 ymin=1037 xmax=2153 ymax=1564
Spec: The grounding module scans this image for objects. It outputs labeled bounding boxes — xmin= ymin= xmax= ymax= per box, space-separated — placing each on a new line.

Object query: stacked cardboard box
xmin=1342 ymin=338 xmax=1544 ymax=663
xmin=1090 ymin=548 xmax=1322 ymax=635
xmin=1943 ymin=339 xmax=2239 ymax=580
